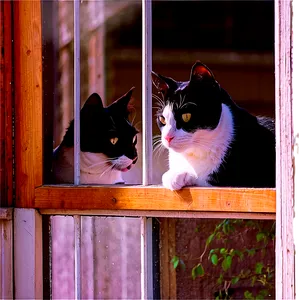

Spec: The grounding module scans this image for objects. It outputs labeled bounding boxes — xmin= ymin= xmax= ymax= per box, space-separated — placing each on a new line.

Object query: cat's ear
xmin=151 ymin=71 xmax=170 ymax=96
xmin=81 ymin=93 xmax=104 ymax=110
xmin=190 ymin=61 xmax=215 ymax=81
xmin=108 ymin=87 xmax=135 ymax=116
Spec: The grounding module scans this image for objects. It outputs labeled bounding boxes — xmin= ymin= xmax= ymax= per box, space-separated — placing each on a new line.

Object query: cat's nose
xmin=165 ymin=136 xmax=174 ymax=143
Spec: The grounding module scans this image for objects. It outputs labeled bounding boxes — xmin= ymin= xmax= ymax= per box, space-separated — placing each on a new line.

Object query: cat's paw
xmin=162 ymin=171 xmax=197 ymax=191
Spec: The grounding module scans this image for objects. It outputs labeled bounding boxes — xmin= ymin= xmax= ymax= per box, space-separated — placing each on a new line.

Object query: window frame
xmin=7 ymin=0 xmax=295 ymax=299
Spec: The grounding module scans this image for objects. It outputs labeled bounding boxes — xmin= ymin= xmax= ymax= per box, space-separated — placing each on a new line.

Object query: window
xmin=0 ymin=0 xmax=295 ymax=299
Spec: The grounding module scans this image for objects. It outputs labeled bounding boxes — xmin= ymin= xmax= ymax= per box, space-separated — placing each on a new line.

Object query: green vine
xmin=171 ymin=219 xmax=275 ymax=299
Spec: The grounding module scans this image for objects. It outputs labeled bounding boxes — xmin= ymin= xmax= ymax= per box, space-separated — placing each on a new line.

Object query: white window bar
xmin=142 ymin=0 xmax=153 ymax=186
xmin=74 ymin=0 xmax=81 ymax=186
xmin=74 ymin=1 xmax=81 ymax=299
xmin=141 ymin=217 xmax=154 ymax=300
xmin=74 ymin=215 xmax=81 ymax=300
xmin=141 ymin=0 xmax=154 ymax=299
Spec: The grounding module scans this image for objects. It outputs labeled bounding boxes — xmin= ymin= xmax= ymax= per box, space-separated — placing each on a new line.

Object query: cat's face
xmin=63 ymin=88 xmax=138 ymax=172
xmin=152 ymin=61 xmax=222 ymax=152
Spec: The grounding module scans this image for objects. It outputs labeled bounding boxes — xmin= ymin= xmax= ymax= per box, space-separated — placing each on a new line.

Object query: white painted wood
xmin=140 ymin=217 xmax=154 ymax=300
xmin=39 ymin=209 xmax=275 ymax=220
xmin=142 ymin=0 xmax=153 ymax=185
xmin=74 ymin=215 xmax=81 ymax=299
xmin=275 ymin=0 xmax=295 ymax=299
xmin=146 ymin=218 xmax=153 ymax=300
xmin=74 ymin=0 xmax=81 ymax=185
xmin=140 ymin=217 xmax=147 ymax=300
xmin=14 ymin=209 xmax=43 ymax=299
xmin=0 ymin=215 xmax=13 ymax=299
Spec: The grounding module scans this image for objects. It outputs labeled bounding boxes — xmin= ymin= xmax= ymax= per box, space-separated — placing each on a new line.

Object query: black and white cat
xmin=52 ymin=88 xmax=138 ymax=184
xmin=152 ymin=61 xmax=275 ymax=190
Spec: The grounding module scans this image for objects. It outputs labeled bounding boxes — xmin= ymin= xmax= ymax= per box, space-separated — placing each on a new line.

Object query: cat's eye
xmin=133 ymin=135 xmax=137 ymax=145
xmin=182 ymin=113 xmax=191 ymax=122
xmin=159 ymin=116 xmax=166 ymax=125
xmin=110 ymin=137 xmax=118 ymax=145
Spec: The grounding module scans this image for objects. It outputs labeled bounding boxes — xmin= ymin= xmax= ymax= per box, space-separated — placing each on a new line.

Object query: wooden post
xmin=0 ymin=0 xmax=13 ymax=207
xmin=14 ymin=209 xmax=43 ymax=299
xmin=275 ymin=0 xmax=295 ymax=299
xmin=14 ymin=0 xmax=43 ymax=207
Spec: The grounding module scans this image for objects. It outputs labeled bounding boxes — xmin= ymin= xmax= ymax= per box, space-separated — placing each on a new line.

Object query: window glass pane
xmin=51 ymin=216 xmax=141 ymax=299
xmin=42 ymin=0 xmax=143 ymax=185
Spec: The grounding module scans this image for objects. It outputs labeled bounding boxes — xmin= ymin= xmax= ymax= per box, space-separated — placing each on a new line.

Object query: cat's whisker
xmin=99 ymin=164 xmax=115 ymax=177
xmin=85 ymin=161 xmax=111 ymax=169
xmin=180 ymin=101 xmax=197 ymax=109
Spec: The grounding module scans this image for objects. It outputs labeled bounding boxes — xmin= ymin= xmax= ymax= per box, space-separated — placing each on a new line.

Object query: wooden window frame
xmin=9 ymin=0 xmax=295 ymax=299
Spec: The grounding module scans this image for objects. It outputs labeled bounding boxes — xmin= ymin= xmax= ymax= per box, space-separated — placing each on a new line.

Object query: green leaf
xmin=211 ymin=254 xmax=218 ymax=266
xmin=235 ymin=250 xmax=244 ymax=261
xmin=217 ymin=274 xmax=224 ymax=285
xmin=251 ymin=275 xmax=257 ymax=286
xmin=231 ymin=276 xmax=240 ymax=285
xmin=171 ymin=256 xmax=179 ymax=269
xmin=206 ymin=233 xmax=215 ymax=246
xmin=255 ymin=262 xmax=264 ymax=274
xmin=220 ymin=248 xmax=226 ymax=254
xmin=191 ymin=263 xmax=204 ymax=280
xmin=259 ymin=290 xmax=269 ymax=297
xmin=244 ymin=291 xmax=254 ymax=299
xmin=222 ymin=256 xmax=232 ymax=272
xmin=256 ymin=232 xmax=265 ymax=242
xmin=256 ymin=289 xmax=269 ymax=299
xmin=223 ymin=223 xmax=229 ymax=234
xmin=209 ymin=248 xmax=219 ymax=259
xmin=247 ymin=248 xmax=256 ymax=257
xmin=216 ymin=232 xmax=222 ymax=240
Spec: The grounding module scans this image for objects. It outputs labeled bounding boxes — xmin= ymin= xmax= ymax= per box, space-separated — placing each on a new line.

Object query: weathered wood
xmin=14 ymin=209 xmax=43 ymax=299
xmin=0 ymin=208 xmax=12 ymax=221
xmin=14 ymin=0 xmax=43 ymax=207
xmin=275 ymin=0 xmax=295 ymax=299
xmin=34 ymin=186 xmax=276 ymax=213
xmin=0 ymin=0 xmax=13 ymax=207
xmin=0 ymin=217 xmax=13 ymax=299
xmin=160 ymin=219 xmax=176 ymax=299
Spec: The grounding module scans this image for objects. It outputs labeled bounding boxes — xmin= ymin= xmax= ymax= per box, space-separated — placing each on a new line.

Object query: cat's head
xmin=62 ymin=87 xmax=138 ymax=172
xmin=152 ymin=61 xmax=223 ymax=152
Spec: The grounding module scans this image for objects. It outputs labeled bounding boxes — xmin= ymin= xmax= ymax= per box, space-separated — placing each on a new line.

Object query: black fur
xmin=61 ymin=88 xmax=138 ymax=161
xmin=152 ymin=61 xmax=275 ymax=188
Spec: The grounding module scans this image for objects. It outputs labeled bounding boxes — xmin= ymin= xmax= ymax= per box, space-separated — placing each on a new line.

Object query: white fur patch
xmin=53 ymin=146 xmax=134 ymax=184
xmin=161 ymin=103 xmax=234 ymax=190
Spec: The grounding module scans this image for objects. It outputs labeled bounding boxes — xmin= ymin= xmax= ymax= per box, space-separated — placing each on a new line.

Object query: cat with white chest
xmin=152 ymin=61 xmax=275 ymax=190
xmin=52 ymin=87 xmax=138 ymax=184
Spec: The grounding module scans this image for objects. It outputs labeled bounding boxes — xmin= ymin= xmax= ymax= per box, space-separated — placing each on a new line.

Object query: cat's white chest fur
xmin=53 ymin=146 xmax=124 ymax=184
xmin=162 ymin=103 xmax=234 ymax=190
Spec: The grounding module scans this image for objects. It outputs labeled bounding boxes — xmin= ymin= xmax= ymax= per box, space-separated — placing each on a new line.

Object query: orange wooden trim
xmin=0 ymin=0 xmax=13 ymax=207
xmin=14 ymin=0 xmax=43 ymax=208
xmin=33 ymin=186 xmax=276 ymax=212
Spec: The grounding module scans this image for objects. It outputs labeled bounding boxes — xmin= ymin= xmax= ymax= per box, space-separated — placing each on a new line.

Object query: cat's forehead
xmin=174 ymin=81 xmax=189 ymax=93
xmin=104 ymin=109 xmax=137 ymax=135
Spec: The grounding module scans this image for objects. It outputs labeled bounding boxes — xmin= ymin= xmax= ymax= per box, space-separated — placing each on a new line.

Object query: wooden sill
xmin=34 ymin=185 xmax=275 ymax=214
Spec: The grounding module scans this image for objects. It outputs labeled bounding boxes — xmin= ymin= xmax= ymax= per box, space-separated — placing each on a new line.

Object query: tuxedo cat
xmin=52 ymin=88 xmax=138 ymax=184
xmin=152 ymin=61 xmax=275 ymax=190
